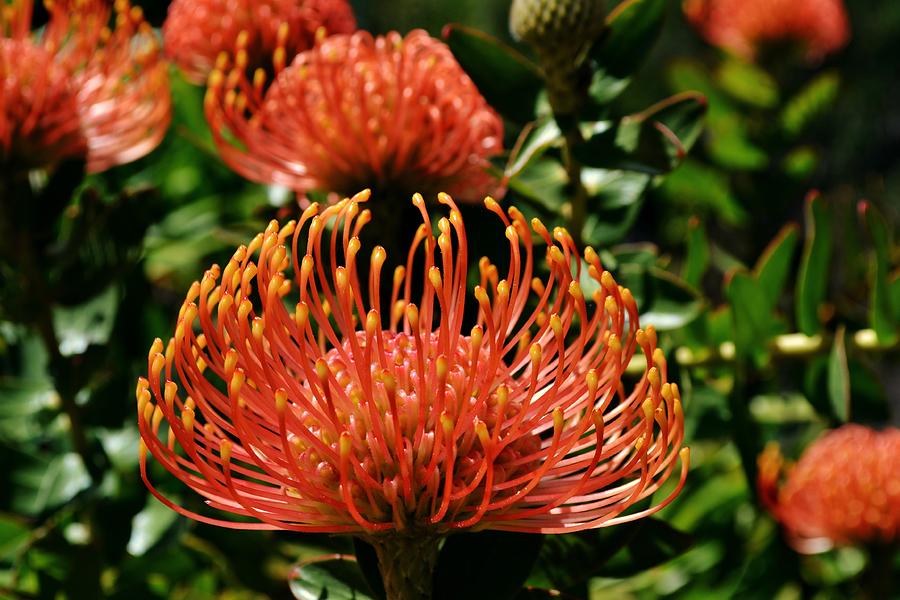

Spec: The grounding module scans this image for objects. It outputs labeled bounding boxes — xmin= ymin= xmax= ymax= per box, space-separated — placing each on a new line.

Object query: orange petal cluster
xmin=0 ymin=0 xmax=170 ymax=174
xmin=205 ymin=31 xmax=505 ymax=203
xmin=137 ymin=191 xmax=688 ymax=535
xmin=163 ymin=0 xmax=356 ymax=84
xmin=758 ymin=425 xmax=900 ymax=553
xmin=683 ymin=0 xmax=850 ymax=61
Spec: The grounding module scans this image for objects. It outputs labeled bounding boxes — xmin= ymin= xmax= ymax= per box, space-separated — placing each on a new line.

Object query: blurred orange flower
xmin=205 ymin=31 xmax=506 ymax=203
xmin=0 ymin=0 xmax=170 ymax=174
xmin=163 ymin=0 xmax=356 ymax=84
xmin=758 ymin=425 xmax=900 ymax=553
xmin=137 ymin=191 xmax=688 ymax=536
xmin=683 ymin=0 xmax=850 ymax=61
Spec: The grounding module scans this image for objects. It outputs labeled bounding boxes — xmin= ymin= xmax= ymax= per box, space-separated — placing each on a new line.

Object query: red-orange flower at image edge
xmin=0 ymin=0 xmax=170 ymax=173
xmin=137 ymin=191 xmax=688 ymax=538
xmin=163 ymin=0 xmax=356 ymax=84
xmin=759 ymin=424 xmax=900 ymax=553
xmin=683 ymin=0 xmax=850 ymax=61
xmin=205 ymin=31 xmax=505 ymax=203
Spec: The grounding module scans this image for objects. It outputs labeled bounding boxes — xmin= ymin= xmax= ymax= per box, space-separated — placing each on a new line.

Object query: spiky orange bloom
xmin=137 ymin=190 xmax=688 ymax=538
xmin=205 ymin=31 xmax=505 ymax=202
xmin=162 ymin=0 xmax=356 ymax=84
xmin=683 ymin=0 xmax=850 ymax=61
xmin=0 ymin=0 xmax=170 ymax=174
xmin=759 ymin=425 xmax=900 ymax=553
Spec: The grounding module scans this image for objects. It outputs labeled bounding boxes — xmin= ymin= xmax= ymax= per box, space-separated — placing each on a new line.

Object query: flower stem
xmin=371 ymin=535 xmax=441 ymax=600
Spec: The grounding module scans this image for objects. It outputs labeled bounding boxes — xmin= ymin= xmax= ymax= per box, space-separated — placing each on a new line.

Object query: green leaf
xmin=443 ymin=24 xmax=544 ymax=124
xmin=52 ymin=285 xmax=119 ymax=356
xmin=827 ymin=325 xmax=851 ymax=422
xmin=506 ymin=117 xmax=563 ymax=178
xmin=0 ymin=515 xmax=29 ymax=561
xmin=433 ymin=531 xmax=543 ymax=600
xmin=588 ymin=0 xmax=667 ymax=104
xmin=575 ymin=93 xmax=707 ymax=175
xmin=683 ymin=217 xmax=709 ymax=288
xmin=580 ymin=169 xmax=651 ymax=245
xmin=727 ymin=271 xmax=772 ymax=361
xmin=609 ymin=264 xmax=704 ymax=331
xmin=716 ymin=58 xmax=779 ymax=108
xmin=508 ymin=158 xmax=568 ymax=211
xmin=126 ymin=497 xmax=181 ymax=557
xmin=781 ymin=72 xmax=840 ymax=137
xmin=753 ymin=223 xmax=800 ymax=310
xmin=12 ymin=453 xmax=91 ymax=516
xmin=859 ymin=202 xmax=899 ymax=344
xmin=533 ymin=518 xmax=692 ymax=590
xmin=289 ymin=556 xmax=375 ymax=600
xmin=795 ymin=193 xmax=833 ymax=335
xmin=658 ymin=159 xmax=746 ymax=225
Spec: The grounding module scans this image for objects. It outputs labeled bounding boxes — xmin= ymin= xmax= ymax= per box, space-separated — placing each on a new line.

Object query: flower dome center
xmin=286 ymin=330 xmax=541 ymax=528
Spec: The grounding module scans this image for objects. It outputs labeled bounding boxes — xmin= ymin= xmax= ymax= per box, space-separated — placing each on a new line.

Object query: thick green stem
xmin=371 ymin=535 xmax=441 ymax=600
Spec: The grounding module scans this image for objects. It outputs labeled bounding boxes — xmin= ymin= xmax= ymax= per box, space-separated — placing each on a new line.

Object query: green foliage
xmin=2 ymin=2 xmax=899 ymax=600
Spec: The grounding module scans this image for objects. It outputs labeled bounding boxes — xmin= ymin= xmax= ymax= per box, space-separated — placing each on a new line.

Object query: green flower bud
xmin=510 ymin=0 xmax=605 ymax=58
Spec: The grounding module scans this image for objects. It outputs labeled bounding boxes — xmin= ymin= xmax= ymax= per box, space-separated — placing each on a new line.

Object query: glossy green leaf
xmin=753 ymin=223 xmax=800 ymax=310
xmin=609 ymin=264 xmax=704 ymax=331
xmin=533 ymin=518 xmax=692 ymax=591
xmin=289 ymin=556 xmax=375 ymax=600
xmin=717 ymin=58 xmax=779 ymax=108
xmin=52 ymin=286 xmax=119 ymax=357
xmin=443 ymin=24 xmax=544 ymax=123
xmin=683 ymin=217 xmax=710 ymax=288
xmin=588 ymin=0 xmax=666 ymax=104
xmin=727 ymin=271 xmax=771 ymax=361
xmin=575 ymin=93 xmax=706 ymax=175
xmin=12 ymin=453 xmax=91 ymax=516
xmin=580 ymin=168 xmax=651 ymax=245
xmin=658 ymin=159 xmax=746 ymax=225
xmin=506 ymin=117 xmax=563 ymax=178
xmin=795 ymin=193 xmax=833 ymax=335
xmin=508 ymin=157 xmax=568 ymax=211
xmin=127 ymin=497 xmax=181 ymax=557
xmin=0 ymin=515 xmax=29 ymax=561
xmin=433 ymin=531 xmax=543 ymax=600
xmin=859 ymin=202 xmax=899 ymax=344
xmin=827 ymin=325 xmax=851 ymax=422
xmin=781 ymin=72 xmax=840 ymax=137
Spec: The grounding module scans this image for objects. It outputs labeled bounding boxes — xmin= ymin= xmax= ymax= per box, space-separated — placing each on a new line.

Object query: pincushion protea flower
xmin=0 ymin=0 xmax=170 ymax=174
xmin=683 ymin=0 xmax=850 ymax=61
xmin=758 ymin=425 xmax=900 ymax=554
xmin=138 ymin=190 xmax=688 ymax=597
xmin=162 ymin=0 xmax=356 ymax=84
xmin=205 ymin=31 xmax=505 ymax=203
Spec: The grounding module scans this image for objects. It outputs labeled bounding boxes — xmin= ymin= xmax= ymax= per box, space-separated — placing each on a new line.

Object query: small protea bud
xmin=510 ymin=0 xmax=605 ymax=59
xmin=510 ymin=0 xmax=605 ymax=115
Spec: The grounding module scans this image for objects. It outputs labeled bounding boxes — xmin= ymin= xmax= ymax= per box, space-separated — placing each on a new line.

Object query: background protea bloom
xmin=162 ymin=0 xmax=356 ymax=84
xmin=758 ymin=425 xmax=900 ymax=554
xmin=0 ymin=0 xmax=170 ymax=174
xmin=683 ymin=0 xmax=850 ymax=61
xmin=137 ymin=190 xmax=688 ymax=598
xmin=205 ymin=31 xmax=505 ymax=203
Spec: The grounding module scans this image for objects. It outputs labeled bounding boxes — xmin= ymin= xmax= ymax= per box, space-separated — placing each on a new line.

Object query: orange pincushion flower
xmin=683 ymin=0 xmax=850 ymax=61
xmin=205 ymin=31 xmax=505 ymax=203
xmin=758 ymin=425 xmax=900 ymax=553
xmin=162 ymin=0 xmax=356 ymax=84
xmin=137 ymin=191 xmax=688 ymax=535
xmin=0 ymin=0 xmax=170 ymax=174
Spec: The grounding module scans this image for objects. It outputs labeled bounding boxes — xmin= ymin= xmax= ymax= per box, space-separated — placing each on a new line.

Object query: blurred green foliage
xmin=1 ymin=1 xmax=899 ymax=599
